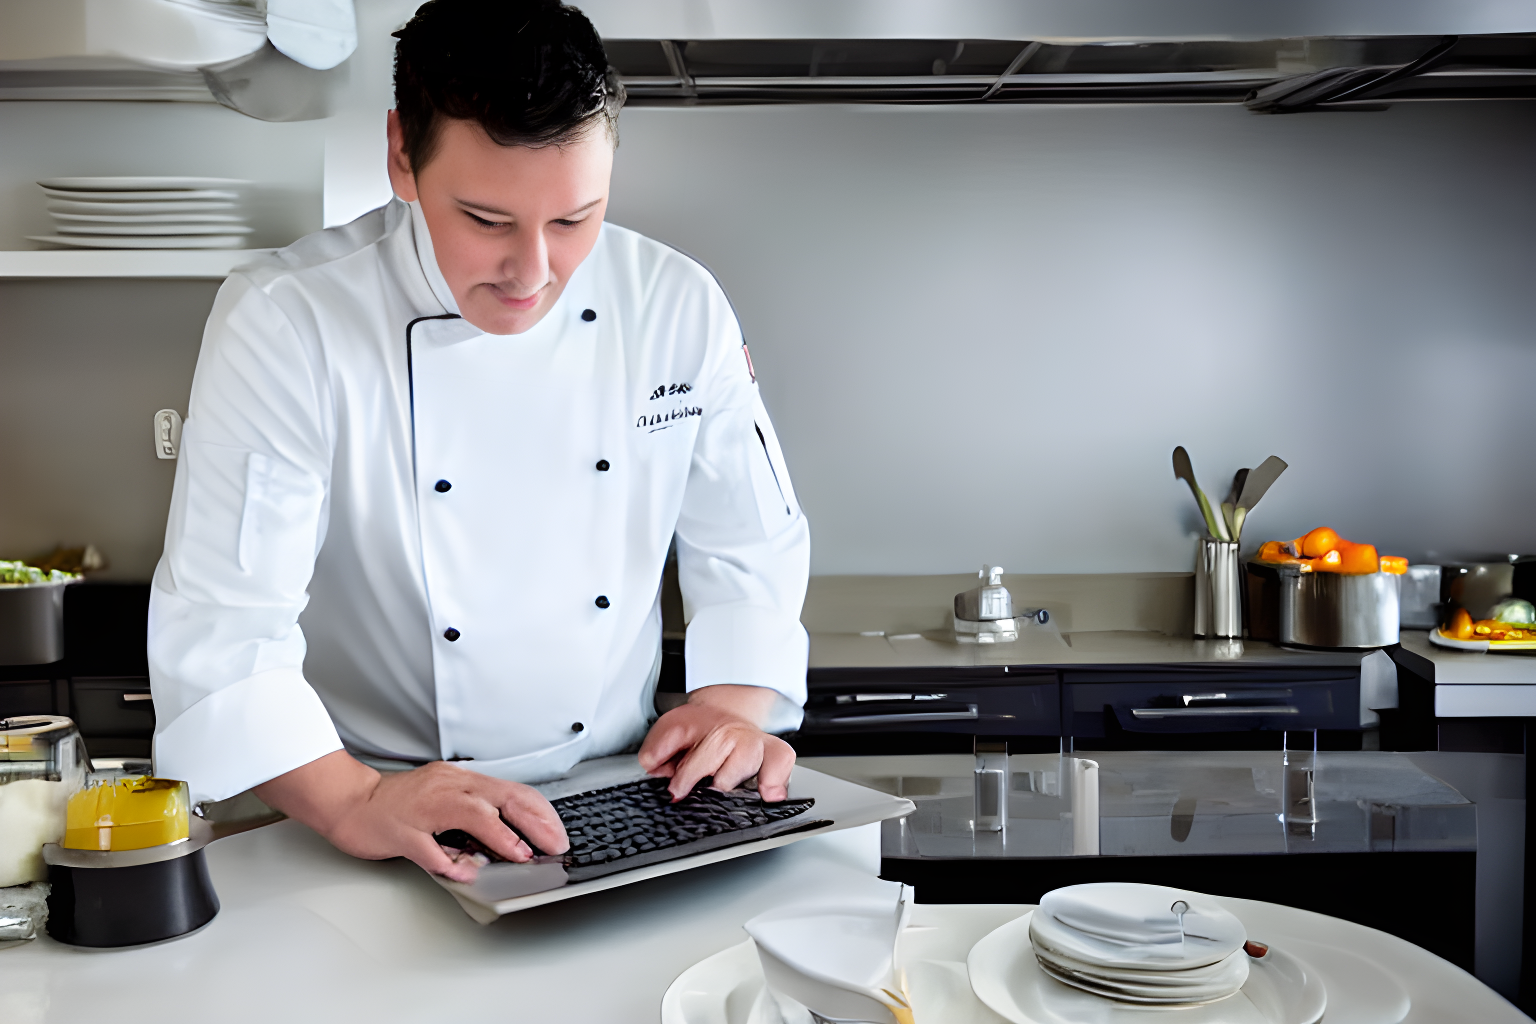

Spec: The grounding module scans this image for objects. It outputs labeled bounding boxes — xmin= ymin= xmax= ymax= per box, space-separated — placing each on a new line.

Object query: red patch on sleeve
xmin=742 ymin=343 xmax=756 ymax=382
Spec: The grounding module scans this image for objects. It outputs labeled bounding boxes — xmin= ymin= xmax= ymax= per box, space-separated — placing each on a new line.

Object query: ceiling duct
xmin=605 ymin=35 xmax=1536 ymax=108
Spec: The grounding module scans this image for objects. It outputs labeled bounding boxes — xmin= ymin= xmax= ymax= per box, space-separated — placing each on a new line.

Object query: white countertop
xmin=4 ymin=812 xmax=1524 ymax=1023
xmin=1396 ymin=630 xmax=1536 ymax=717
xmin=1 ymin=819 xmax=889 ymax=1024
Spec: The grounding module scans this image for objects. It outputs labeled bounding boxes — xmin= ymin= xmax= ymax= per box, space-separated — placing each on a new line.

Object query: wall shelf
xmin=0 ymin=249 xmax=275 ymax=280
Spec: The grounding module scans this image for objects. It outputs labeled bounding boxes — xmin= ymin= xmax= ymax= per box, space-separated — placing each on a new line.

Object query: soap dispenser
xmin=954 ymin=565 xmax=1018 ymax=643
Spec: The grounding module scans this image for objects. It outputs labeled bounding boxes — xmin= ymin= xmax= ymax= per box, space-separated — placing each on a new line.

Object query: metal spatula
xmin=1237 ymin=456 xmax=1288 ymax=512
xmin=1231 ymin=456 xmax=1287 ymax=540
xmin=1173 ymin=446 xmax=1228 ymax=541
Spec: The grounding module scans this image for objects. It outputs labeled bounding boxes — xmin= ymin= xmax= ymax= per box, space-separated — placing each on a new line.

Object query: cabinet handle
xmin=826 ymin=705 xmax=979 ymax=725
xmin=1132 ymin=706 xmax=1299 ymax=719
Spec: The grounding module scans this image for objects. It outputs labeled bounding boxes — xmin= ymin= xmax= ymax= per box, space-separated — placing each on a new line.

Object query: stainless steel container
xmin=0 ymin=580 xmax=71 ymax=665
xmin=1246 ymin=561 xmax=1400 ymax=649
xmin=1194 ymin=537 xmax=1241 ymax=639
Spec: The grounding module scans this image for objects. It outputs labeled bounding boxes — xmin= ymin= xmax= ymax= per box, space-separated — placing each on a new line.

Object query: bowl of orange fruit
xmin=1246 ymin=528 xmax=1407 ymax=649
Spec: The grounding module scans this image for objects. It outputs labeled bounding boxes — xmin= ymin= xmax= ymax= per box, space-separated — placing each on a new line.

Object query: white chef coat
xmin=148 ymin=199 xmax=810 ymax=804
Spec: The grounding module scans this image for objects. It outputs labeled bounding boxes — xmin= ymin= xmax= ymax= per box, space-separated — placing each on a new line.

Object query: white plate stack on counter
xmin=28 ymin=177 xmax=253 ymax=250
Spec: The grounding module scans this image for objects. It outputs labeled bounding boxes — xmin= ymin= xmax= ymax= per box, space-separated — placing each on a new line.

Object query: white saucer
xmin=662 ymin=906 xmax=1411 ymax=1024
xmin=40 ymin=187 xmax=242 ymax=203
xmin=54 ymin=223 xmax=253 ymax=236
xmin=37 ymin=176 xmax=251 ymax=191
xmin=47 ymin=198 xmax=238 ymax=215
xmin=51 ymin=211 xmax=247 ymax=225
xmin=26 ymin=234 xmax=251 ymax=249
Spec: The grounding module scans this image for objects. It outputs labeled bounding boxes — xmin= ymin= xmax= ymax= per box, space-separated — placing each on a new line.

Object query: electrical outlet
xmin=154 ymin=409 xmax=183 ymax=460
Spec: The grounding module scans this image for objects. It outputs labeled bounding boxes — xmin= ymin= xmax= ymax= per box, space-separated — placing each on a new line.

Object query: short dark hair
xmin=392 ymin=0 xmax=624 ymax=172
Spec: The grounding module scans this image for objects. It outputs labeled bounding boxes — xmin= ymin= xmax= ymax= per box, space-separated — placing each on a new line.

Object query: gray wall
xmin=0 ymin=279 xmax=217 ymax=578
xmin=4 ymin=100 xmax=1535 ymax=579
xmin=606 ymin=100 xmax=1536 ymax=575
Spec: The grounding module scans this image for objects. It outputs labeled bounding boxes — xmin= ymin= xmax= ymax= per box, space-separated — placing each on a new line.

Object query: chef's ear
xmin=386 ymin=109 xmax=420 ymax=203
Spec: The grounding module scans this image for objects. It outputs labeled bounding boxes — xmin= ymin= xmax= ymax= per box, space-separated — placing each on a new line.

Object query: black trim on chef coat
xmin=405 ymin=313 xmax=465 ymax=475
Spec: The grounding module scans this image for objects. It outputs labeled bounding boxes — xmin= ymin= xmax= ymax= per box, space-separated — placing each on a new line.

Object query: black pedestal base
xmin=47 ymin=848 xmax=220 ymax=948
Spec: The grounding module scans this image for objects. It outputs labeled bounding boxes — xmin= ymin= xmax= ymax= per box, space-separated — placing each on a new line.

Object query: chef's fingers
xmin=754 ymin=737 xmax=796 ymax=803
xmin=498 ymin=783 xmax=570 ymax=855
xmin=638 ymin=715 xmax=697 ymax=775
xmin=710 ymin=737 xmax=767 ymax=794
xmin=666 ymin=727 xmax=734 ymax=801
xmin=460 ymin=807 xmax=534 ymax=863
xmin=405 ymin=831 xmax=482 ymax=883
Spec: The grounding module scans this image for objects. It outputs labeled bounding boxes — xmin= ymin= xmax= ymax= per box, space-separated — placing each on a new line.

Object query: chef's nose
xmin=500 ymin=226 xmax=550 ymax=294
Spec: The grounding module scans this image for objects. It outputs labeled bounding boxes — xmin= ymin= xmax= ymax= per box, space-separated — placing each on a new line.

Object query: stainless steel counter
xmin=810 ymin=629 xmax=1368 ymax=669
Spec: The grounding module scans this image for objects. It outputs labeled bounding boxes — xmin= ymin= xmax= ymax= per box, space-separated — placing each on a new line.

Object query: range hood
xmin=0 ymin=0 xmax=356 ymax=120
xmin=605 ymin=35 xmax=1536 ymax=109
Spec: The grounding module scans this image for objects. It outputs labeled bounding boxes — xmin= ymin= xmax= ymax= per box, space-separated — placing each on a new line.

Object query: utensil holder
xmin=1194 ymin=536 xmax=1241 ymax=639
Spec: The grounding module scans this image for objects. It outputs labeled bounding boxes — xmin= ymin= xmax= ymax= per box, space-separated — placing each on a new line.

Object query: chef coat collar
xmin=408 ymin=199 xmax=462 ymax=317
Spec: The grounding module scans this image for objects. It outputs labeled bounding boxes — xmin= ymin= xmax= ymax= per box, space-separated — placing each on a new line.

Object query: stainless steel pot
xmin=0 ymin=580 xmax=72 ymax=665
xmin=1245 ymin=560 xmax=1400 ymax=649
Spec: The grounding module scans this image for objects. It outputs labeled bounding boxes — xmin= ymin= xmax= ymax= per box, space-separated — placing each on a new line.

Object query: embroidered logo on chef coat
xmin=638 ymin=404 xmax=703 ymax=432
xmin=649 ymin=382 xmax=693 ymax=400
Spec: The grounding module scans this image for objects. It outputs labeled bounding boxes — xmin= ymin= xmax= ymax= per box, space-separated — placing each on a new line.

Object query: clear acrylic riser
xmin=798 ymin=751 xmax=1476 ymax=861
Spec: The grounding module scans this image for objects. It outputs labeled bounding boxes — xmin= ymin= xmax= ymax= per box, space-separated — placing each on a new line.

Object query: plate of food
xmin=1429 ymin=600 xmax=1536 ymax=654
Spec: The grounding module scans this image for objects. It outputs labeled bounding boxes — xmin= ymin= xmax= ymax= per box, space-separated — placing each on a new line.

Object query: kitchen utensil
xmin=1222 ymin=469 xmax=1250 ymax=540
xmin=0 ymin=576 xmax=75 ymax=665
xmin=1245 ymin=561 xmax=1400 ymax=649
xmin=1173 ymin=447 xmax=1228 ymax=541
xmin=954 ymin=565 xmax=1019 ymax=643
xmin=1237 ymin=456 xmax=1289 ymax=513
xmin=0 ymin=717 xmax=88 ymax=887
xmin=1195 ymin=537 xmax=1243 ymax=639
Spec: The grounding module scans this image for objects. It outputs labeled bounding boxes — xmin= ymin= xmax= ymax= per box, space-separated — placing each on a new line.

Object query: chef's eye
xmin=553 ymin=217 xmax=582 ymax=228
xmin=466 ymin=212 xmax=510 ymax=229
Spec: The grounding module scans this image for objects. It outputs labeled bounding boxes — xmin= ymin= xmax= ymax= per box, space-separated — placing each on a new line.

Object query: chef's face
xmin=387 ymin=111 xmax=613 ymax=335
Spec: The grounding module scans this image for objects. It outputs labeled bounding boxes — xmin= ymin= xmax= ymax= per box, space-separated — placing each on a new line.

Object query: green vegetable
xmin=1490 ymin=598 xmax=1536 ymax=625
xmin=0 ymin=561 xmax=78 ymax=585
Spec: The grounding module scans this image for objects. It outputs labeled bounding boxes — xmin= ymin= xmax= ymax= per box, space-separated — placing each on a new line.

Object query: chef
xmin=147 ymin=0 xmax=810 ymax=881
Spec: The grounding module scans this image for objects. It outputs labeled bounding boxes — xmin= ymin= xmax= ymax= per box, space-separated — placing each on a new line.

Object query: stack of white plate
xmin=1028 ymin=883 xmax=1251 ymax=1005
xmin=29 ymin=177 xmax=253 ymax=250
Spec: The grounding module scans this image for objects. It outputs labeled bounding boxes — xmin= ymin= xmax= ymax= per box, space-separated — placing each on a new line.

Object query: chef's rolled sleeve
xmin=675 ymin=277 xmax=811 ymax=733
xmin=149 ymin=276 xmax=341 ymax=804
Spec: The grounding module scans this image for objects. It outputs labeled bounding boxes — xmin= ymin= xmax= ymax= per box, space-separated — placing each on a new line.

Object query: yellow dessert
xmin=64 ymin=777 xmax=190 ymax=852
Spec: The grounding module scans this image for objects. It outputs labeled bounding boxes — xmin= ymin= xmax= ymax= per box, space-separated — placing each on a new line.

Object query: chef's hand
xmin=253 ymin=751 xmax=569 ymax=884
xmin=638 ymin=684 xmax=796 ymax=803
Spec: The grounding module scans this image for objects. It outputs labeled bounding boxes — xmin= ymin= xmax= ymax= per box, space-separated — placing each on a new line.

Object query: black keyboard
xmin=436 ymin=776 xmax=820 ymax=883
